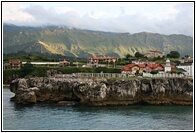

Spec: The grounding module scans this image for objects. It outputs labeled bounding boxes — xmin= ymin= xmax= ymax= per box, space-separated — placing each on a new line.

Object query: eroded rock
xmin=10 ymin=77 xmax=193 ymax=106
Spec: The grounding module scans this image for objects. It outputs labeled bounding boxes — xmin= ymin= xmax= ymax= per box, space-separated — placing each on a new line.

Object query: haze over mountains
xmin=3 ymin=24 xmax=193 ymax=58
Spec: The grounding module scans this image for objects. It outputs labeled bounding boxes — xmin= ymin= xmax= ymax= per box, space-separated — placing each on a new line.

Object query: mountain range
xmin=3 ymin=24 xmax=193 ymax=58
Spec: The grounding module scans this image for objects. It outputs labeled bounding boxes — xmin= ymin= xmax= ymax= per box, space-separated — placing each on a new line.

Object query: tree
xmin=126 ymin=54 xmax=132 ymax=59
xmin=135 ymin=52 xmax=144 ymax=58
xmin=185 ymin=55 xmax=189 ymax=58
xmin=20 ymin=62 xmax=34 ymax=77
xmin=168 ymin=51 xmax=180 ymax=58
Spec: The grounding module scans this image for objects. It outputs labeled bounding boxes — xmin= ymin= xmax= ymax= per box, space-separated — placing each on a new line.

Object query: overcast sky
xmin=2 ymin=2 xmax=194 ymax=36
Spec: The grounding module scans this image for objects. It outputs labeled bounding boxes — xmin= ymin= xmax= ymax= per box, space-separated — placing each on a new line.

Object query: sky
xmin=2 ymin=2 xmax=194 ymax=36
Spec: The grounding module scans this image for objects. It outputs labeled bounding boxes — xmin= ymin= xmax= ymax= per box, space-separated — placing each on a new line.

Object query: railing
xmin=54 ymin=72 xmax=188 ymax=79
xmin=54 ymin=73 xmax=135 ymax=79
xmin=143 ymin=72 xmax=185 ymax=78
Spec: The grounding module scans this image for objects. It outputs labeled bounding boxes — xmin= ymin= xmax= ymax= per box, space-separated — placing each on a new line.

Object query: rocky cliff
xmin=10 ymin=78 xmax=193 ymax=106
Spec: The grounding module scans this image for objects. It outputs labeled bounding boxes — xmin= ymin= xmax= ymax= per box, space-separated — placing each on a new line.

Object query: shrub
xmin=20 ymin=62 xmax=34 ymax=77
xmin=3 ymin=69 xmax=20 ymax=83
xmin=31 ymin=67 xmax=48 ymax=77
xmin=150 ymin=70 xmax=158 ymax=75
xmin=177 ymin=71 xmax=182 ymax=75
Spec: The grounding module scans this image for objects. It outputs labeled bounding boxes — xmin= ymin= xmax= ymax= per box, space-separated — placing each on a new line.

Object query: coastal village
xmin=3 ymin=2 xmax=194 ymax=131
xmin=3 ymin=49 xmax=193 ymax=80
xmin=6 ymin=49 xmax=194 ymax=107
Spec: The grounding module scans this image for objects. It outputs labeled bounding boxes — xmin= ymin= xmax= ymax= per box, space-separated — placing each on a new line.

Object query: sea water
xmin=3 ymin=87 xmax=193 ymax=131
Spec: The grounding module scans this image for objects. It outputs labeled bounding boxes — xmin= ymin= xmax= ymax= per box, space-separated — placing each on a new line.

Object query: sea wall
xmin=10 ymin=77 xmax=193 ymax=106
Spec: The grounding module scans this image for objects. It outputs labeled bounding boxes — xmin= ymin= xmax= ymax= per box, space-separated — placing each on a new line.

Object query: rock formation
xmin=10 ymin=77 xmax=193 ymax=106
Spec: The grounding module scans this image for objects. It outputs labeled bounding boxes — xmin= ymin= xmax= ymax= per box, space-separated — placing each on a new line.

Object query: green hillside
xmin=3 ymin=24 xmax=193 ymax=58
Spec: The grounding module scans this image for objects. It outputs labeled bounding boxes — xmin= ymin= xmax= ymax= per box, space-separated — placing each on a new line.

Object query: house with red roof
xmin=122 ymin=62 xmax=175 ymax=75
xmin=59 ymin=58 xmax=70 ymax=67
xmin=122 ymin=64 xmax=146 ymax=74
xmin=145 ymin=64 xmax=164 ymax=72
xmin=9 ymin=60 xmax=21 ymax=69
xmin=88 ymin=56 xmax=117 ymax=67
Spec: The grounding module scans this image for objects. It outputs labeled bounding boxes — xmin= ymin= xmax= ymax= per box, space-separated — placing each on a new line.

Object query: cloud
xmin=2 ymin=3 xmax=34 ymax=22
xmin=2 ymin=3 xmax=193 ymax=36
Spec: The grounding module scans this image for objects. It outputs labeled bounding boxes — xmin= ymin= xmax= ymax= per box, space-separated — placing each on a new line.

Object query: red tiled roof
xmin=146 ymin=64 xmax=161 ymax=68
xmin=161 ymin=64 xmax=175 ymax=68
xmin=137 ymin=64 xmax=146 ymax=68
xmin=59 ymin=58 xmax=66 ymax=61
xmin=122 ymin=66 xmax=131 ymax=71
xmin=132 ymin=60 xmax=148 ymax=62
xmin=123 ymin=63 xmax=176 ymax=71
xmin=9 ymin=60 xmax=20 ymax=65
xmin=126 ymin=64 xmax=135 ymax=68
xmin=122 ymin=64 xmax=145 ymax=71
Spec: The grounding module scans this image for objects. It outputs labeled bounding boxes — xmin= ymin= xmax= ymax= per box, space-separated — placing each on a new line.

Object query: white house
xmin=164 ymin=59 xmax=171 ymax=72
xmin=176 ymin=63 xmax=193 ymax=77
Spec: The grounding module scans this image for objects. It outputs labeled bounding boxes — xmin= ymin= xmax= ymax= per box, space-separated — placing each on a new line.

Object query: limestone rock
xmin=10 ymin=79 xmax=38 ymax=104
xmin=10 ymin=77 xmax=193 ymax=106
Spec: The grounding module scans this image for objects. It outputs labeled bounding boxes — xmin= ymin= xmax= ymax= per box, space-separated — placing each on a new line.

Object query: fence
xmin=54 ymin=72 xmax=186 ymax=79
xmin=143 ymin=72 xmax=185 ymax=78
xmin=55 ymin=73 xmax=135 ymax=79
xmin=76 ymin=73 xmax=126 ymax=78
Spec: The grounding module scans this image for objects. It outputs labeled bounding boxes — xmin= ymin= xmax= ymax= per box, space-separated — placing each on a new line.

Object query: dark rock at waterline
xmin=10 ymin=77 xmax=193 ymax=106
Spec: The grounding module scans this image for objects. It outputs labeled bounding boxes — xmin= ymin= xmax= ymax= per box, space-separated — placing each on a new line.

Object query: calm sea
xmin=3 ymin=87 xmax=194 ymax=131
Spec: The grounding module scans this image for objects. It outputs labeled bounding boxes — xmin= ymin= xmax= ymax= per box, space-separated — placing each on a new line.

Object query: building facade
xmin=145 ymin=64 xmax=164 ymax=72
xmin=145 ymin=50 xmax=164 ymax=58
xmin=59 ymin=59 xmax=70 ymax=67
xmin=176 ymin=63 xmax=193 ymax=77
xmin=122 ymin=64 xmax=147 ymax=74
xmin=9 ymin=60 xmax=21 ymax=69
xmin=88 ymin=56 xmax=117 ymax=67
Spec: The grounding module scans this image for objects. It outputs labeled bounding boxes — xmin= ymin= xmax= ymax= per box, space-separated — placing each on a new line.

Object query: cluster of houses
xmin=122 ymin=59 xmax=193 ymax=77
xmin=4 ymin=51 xmax=193 ymax=77
xmin=121 ymin=59 xmax=175 ymax=75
